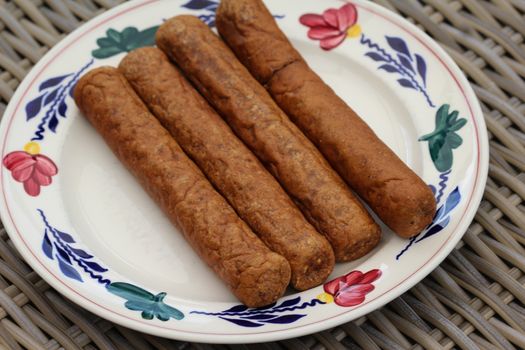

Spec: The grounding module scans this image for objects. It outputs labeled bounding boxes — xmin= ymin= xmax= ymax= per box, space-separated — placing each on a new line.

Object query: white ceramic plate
xmin=0 ymin=0 xmax=488 ymax=344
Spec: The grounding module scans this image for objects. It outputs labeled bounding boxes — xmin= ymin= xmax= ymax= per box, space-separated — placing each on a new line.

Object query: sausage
xmin=118 ymin=47 xmax=334 ymax=290
xmin=156 ymin=16 xmax=381 ymax=261
xmin=215 ymin=0 xmax=436 ymax=238
xmin=74 ymin=67 xmax=290 ymax=307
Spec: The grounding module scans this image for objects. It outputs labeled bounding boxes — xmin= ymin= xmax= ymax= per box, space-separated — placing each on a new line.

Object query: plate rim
xmin=0 ymin=0 xmax=489 ymax=343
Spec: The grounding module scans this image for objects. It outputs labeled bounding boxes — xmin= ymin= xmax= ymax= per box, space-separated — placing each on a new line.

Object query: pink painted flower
xmin=3 ymin=144 xmax=57 ymax=196
xmin=323 ymin=269 xmax=381 ymax=307
xmin=299 ymin=3 xmax=361 ymax=50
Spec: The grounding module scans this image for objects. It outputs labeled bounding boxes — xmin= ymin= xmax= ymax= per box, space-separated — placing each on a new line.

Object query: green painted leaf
xmin=92 ymin=25 xmax=159 ymax=59
xmin=153 ymin=292 xmax=167 ymax=302
xmin=96 ymin=37 xmax=116 ymax=48
xmin=92 ymin=46 xmax=124 ymax=59
xmin=127 ymin=26 xmax=159 ymax=50
xmin=106 ymin=29 xmax=121 ymax=44
xmin=446 ymin=110 xmax=459 ymax=125
xmin=121 ymin=27 xmax=139 ymax=43
xmin=107 ymin=282 xmax=154 ymax=302
xmin=156 ymin=312 xmax=170 ymax=322
xmin=449 ymin=118 xmax=467 ymax=132
xmin=435 ymin=104 xmax=449 ymax=130
xmin=447 ymin=133 xmax=462 ymax=148
xmin=108 ymin=282 xmax=184 ymax=321
xmin=418 ymin=133 xmax=433 ymax=142
xmin=156 ymin=301 xmax=185 ymax=320
xmin=125 ymin=296 xmax=184 ymax=321
xmin=433 ymin=141 xmax=453 ymax=172
xmin=428 ymin=136 xmax=445 ymax=164
xmin=420 ymin=104 xmax=467 ymax=172
xmin=142 ymin=310 xmax=155 ymax=320
xmin=125 ymin=299 xmax=155 ymax=311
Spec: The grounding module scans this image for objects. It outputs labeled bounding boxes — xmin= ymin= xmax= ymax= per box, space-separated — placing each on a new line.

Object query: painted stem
xmin=190 ymin=299 xmax=325 ymax=316
xmin=436 ymin=170 xmax=451 ymax=204
xmin=395 ymin=235 xmax=417 ymax=260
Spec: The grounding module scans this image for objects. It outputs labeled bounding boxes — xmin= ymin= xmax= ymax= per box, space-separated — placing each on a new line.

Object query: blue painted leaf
xmin=56 ymin=254 xmax=82 ymax=282
xmin=416 ymin=217 xmax=450 ymax=243
xmin=365 ymin=52 xmax=386 ymax=62
xmin=181 ymin=0 xmax=217 ymax=10
xmin=44 ymin=88 xmax=60 ymax=105
xmin=254 ymin=302 xmax=276 ymax=311
xmin=207 ymin=19 xmax=216 ymax=27
xmin=415 ymin=54 xmax=427 ymax=85
xmin=397 ymin=79 xmax=415 ymax=89
xmin=386 ymin=36 xmax=411 ymax=59
xmin=58 ymin=100 xmax=67 ymax=117
xmin=54 ymin=243 xmax=71 ymax=264
xmin=26 ymin=94 xmax=45 ymax=120
xmin=69 ymin=83 xmax=76 ymax=98
xmin=429 ymin=184 xmax=436 ymax=196
xmin=42 ymin=230 xmax=53 ymax=259
xmin=39 ymin=74 xmax=70 ymax=91
xmin=68 ymin=247 xmax=92 ymax=258
xmin=443 ymin=187 xmax=460 ymax=216
xmin=378 ymin=64 xmax=399 ymax=73
xmin=48 ymin=115 xmax=59 ymax=133
xmin=261 ymin=314 xmax=306 ymax=324
xmin=56 ymin=230 xmax=75 ymax=243
xmin=219 ymin=316 xmax=263 ymax=327
xmin=398 ymin=54 xmax=414 ymax=73
xmin=240 ymin=313 xmax=277 ymax=320
xmin=276 ymin=296 xmax=301 ymax=308
xmin=434 ymin=204 xmax=445 ymax=222
xmin=222 ymin=304 xmax=248 ymax=313
xmin=83 ymin=260 xmax=108 ymax=272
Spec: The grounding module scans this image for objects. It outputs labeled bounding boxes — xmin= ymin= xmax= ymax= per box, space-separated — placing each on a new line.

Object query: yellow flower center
xmin=347 ymin=24 xmax=362 ymax=38
xmin=24 ymin=141 xmax=40 ymax=155
xmin=317 ymin=292 xmax=334 ymax=304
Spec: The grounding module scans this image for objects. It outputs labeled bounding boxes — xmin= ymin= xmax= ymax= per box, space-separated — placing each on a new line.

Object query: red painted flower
xmin=322 ymin=269 xmax=381 ymax=307
xmin=3 ymin=142 xmax=58 ymax=196
xmin=299 ymin=3 xmax=361 ymax=50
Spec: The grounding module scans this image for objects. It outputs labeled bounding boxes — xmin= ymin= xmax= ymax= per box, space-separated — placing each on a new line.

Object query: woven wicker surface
xmin=0 ymin=0 xmax=523 ymax=348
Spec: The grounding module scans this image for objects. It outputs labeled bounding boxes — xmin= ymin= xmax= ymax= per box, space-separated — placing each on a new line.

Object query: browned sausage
xmin=216 ymin=0 xmax=436 ymax=238
xmin=156 ymin=16 xmax=381 ymax=261
xmin=74 ymin=67 xmax=290 ymax=307
xmin=118 ymin=47 xmax=334 ymax=290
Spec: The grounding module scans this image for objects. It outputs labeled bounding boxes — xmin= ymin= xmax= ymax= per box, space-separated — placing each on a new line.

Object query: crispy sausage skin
xmin=119 ymin=47 xmax=334 ymax=290
xmin=74 ymin=67 xmax=290 ymax=307
xmin=216 ymin=0 xmax=436 ymax=238
xmin=156 ymin=16 xmax=381 ymax=261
